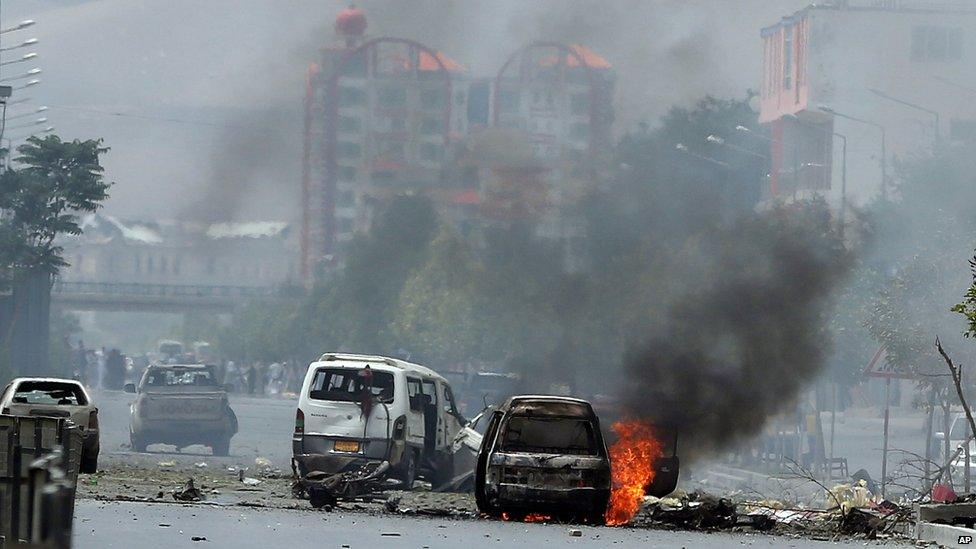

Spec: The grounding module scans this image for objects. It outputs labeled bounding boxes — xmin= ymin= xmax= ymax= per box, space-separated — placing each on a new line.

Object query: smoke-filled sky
xmin=4 ymin=0 xmax=808 ymax=221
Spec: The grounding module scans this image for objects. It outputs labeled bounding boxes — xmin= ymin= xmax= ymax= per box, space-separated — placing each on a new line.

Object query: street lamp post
xmin=819 ymin=105 xmax=887 ymax=201
xmin=705 ymin=134 xmax=769 ymax=160
xmin=0 ymin=37 xmax=37 ymax=53
xmin=868 ymin=88 xmax=940 ymax=146
xmin=675 ymin=142 xmax=730 ymax=168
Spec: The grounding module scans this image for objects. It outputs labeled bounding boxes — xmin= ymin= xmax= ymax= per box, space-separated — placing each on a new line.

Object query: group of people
xmin=66 ymin=339 xmax=127 ymax=390
xmin=221 ymin=360 xmax=304 ymax=396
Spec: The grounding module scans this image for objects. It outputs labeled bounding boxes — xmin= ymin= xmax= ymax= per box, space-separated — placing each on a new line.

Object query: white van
xmin=292 ymin=353 xmax=465 ymax=487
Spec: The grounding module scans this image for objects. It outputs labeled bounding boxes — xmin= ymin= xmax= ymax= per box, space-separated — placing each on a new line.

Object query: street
xmin=73 ymin=500 xmax=899 ymax=549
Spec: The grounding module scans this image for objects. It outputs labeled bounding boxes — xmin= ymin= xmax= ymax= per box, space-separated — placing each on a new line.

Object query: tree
xmin=392 ymin=227 xmax=484 ymax=365
xmin=0 ymin=135 xmax=111 ymax=285
xmin=0 ymin=135 xmax=111 ymax=376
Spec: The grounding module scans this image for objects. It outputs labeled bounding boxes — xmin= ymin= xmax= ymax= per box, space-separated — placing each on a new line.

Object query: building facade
xmin=760 ymin=0 xmax=976 ymax=207
xmin=301 ymin=8 xmax=617 ymax=284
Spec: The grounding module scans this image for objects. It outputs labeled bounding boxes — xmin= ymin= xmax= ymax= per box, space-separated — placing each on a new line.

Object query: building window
xmin=336 ymin=216 xmax=354 ymax=234
xmin=173 ymin=257 xmax=181 ymax=276
xmin=337 ymin=189 xmax=356 ymax=207
xmin=912 ymin=26 xmax=963 ymax=61
xmin=147 ymin=256 xmax=154 ymax=274
xmin=337 ymin=141 xmax=361 ymax=159
xmin=371 ymin=171 xmax=396 ymax=185
xmin=420 ymin=88 xmax=446 ymax=110
xmin=134 ymin=255 xmax=141 ymax=275
xmin=338 ymin=86 xmax=366 ymax=107
xmin=420 ymin=143 xmax=443 ymax=162
xmin=497 ymin=90 xmax=519 ymax=113
xmin=338 ymin=166 xmax=357 ymax=181
xmin=570 ymin=122 xmax=589 ymax=140
xmin=160 ymin=256 xmax=168 ymax=275
xmin=338 ymin=115 xmax=361 ymax=132
xmin=377 ymin=87 xmax=407 ymax=108
xmin=570 ymin=93 xmax=589 ymax=115
xmin=420 ymin=116 xmax=443 ymax=135
xmin=783 ymin=26 xmax=793 ymax=90
xmin=378 ymin=141 xmax=405 ymax=159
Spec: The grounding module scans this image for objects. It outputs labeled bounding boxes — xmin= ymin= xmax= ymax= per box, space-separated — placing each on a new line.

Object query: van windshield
xmin=309 ymin=368 xmax=395 ymax=404
xmin=501 ymin=416 xmax=598 ymax=455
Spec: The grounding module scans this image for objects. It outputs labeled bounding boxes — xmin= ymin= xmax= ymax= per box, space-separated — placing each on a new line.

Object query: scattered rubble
xmin=173 ymin=478 xmax=204 ymax=502
xmin=294 ymin=461 xmax=393 ymax=509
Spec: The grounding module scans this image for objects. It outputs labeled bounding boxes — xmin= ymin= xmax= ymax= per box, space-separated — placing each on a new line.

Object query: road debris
xmin=294 ymin=461 xmax=392 ymax=509
xmin=568 ymin=529 xmax=582 ymax=537
xmin=173 ymin=478 xmax=204 ymax=502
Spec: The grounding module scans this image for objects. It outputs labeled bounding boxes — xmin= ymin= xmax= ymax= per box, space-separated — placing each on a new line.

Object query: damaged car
xmin=0 ymin=377 xmax=100 ymax=473
xmin=125 ymin=363 xmax=238 ymax=455
xmin=475 ymin=395 xmax=611 ymax=523
xmin=293 ymin=353 xmax=465 ymax=487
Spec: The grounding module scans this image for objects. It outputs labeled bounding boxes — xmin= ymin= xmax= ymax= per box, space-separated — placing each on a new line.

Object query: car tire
xmin=212 ymin=438 xmax=231 ymax=457
xmin=130 ymin=433 xmax=147 ymax=453
xmin=81 ymin=449 xmax=98 ymax=474
xmin=399 ymin=448 xmax=417 ymax=489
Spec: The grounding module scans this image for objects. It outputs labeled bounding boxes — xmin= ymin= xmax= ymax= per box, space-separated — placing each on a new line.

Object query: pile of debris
xmin=633 ymin=483 xmax=911 ymax=539
xmin=293 ymin=461 xmax=395 ymax=510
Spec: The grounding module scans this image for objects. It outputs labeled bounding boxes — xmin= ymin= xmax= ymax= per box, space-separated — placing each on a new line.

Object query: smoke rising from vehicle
xmin=619 ymin=208 xmax=850 ymax=461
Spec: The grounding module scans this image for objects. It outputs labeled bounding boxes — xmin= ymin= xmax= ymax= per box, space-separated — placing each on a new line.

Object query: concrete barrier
xmin=916 ymin=521 xmax=976 ymax=548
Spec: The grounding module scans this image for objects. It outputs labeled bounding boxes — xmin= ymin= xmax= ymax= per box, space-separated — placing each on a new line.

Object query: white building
xmin=760 ymin=1 xmax=976 ymax=207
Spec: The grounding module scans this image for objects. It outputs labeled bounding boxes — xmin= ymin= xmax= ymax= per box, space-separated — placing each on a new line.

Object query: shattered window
xmin=145 ymin=367 xmax=217 ymax=387
xmin=13 ymin=382 xmax=88 ymax=406
xmin=501 ymin=416 xmax=598 ymax=455
xmin=309 ymin=368 xmax=395 ymax=403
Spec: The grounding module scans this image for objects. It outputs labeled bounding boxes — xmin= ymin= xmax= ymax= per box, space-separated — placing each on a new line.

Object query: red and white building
xmin=760 ymin=1 xmax=976 ymax=207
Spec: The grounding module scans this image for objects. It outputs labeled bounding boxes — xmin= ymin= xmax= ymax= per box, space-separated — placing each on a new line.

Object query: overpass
xmin=51 ymin=280 xmax=278 ymax=313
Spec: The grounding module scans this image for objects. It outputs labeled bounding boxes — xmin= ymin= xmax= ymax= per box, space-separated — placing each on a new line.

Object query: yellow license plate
xmin=334 ymin=440 xmax=360 ymax=452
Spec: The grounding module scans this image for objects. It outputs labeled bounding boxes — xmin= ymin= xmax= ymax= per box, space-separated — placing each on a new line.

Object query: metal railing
xmin=51 ymin=280 xmax=277 ymax=299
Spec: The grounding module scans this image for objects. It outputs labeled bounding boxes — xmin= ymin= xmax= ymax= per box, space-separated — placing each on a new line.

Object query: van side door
xmin=405 ymin=377 xmax=426 ymax=449
xmin=439 ymin=382 xmax=464 ymax=450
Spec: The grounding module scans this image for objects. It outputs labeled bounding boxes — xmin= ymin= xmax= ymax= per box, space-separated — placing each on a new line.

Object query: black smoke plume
xmin=621 ymin=204 xmax=850 ymax=461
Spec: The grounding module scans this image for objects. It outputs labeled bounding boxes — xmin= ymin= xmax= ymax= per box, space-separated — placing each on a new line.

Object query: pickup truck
xmin=125 ymin=364 xmax=238 ymax=456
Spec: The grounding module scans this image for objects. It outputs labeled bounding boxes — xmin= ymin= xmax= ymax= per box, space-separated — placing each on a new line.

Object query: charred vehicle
xmin=0 ymin=377 xmax=100 ymax=473
xmin=125 ymin=364 xmax=238 ymax=455
xmin=293 ymin=353 xmax=465 ymax=487
xmin=475 ymin=396 xmax=611 ymax=522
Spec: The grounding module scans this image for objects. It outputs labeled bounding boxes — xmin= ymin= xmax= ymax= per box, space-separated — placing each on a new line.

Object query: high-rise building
xmin=301 ymin=6 xmax=467 ymax=284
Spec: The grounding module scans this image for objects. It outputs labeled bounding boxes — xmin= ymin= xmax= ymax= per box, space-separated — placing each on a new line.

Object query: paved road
xmin=92 ymin=389 xmax=297 ymax=469
xmin=73 ymin=500 xmax=900 ymax=549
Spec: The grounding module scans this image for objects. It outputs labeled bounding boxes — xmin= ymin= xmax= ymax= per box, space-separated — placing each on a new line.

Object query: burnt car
xmin=475 ymin=395 xmax=610 ymax=523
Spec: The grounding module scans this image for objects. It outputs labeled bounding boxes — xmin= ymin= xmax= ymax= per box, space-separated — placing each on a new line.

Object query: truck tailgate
xmin=143 ymin=392 xmax=225 ymax=421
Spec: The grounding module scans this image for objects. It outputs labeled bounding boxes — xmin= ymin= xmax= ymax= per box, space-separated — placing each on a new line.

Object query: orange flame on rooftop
xmin=605 ymin=420 xmax=662 ymax=526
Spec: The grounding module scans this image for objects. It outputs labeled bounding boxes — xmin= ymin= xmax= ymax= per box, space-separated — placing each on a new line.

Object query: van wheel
xmin=399 ymin=449 xmax=417 ymax=489
xmin=130 ymin=433 xmax=147 ymax=453
xmin=212 ymin=438 xmax=231 ymax=457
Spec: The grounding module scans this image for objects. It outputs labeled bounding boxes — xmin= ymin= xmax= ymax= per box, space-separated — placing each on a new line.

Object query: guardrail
xmin=51 ymin=280 xmax=277 ymax=299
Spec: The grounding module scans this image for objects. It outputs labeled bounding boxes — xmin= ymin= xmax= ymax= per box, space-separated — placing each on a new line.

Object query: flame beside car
xmin=605 ymin=420 xmax=663 ymax=526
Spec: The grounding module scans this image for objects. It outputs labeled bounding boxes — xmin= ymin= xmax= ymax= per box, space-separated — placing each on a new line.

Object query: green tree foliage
xmin=392 ymin=227 xmax=483 ymax=364
xmin=0 ymin=135 xmax=111 ymax=285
